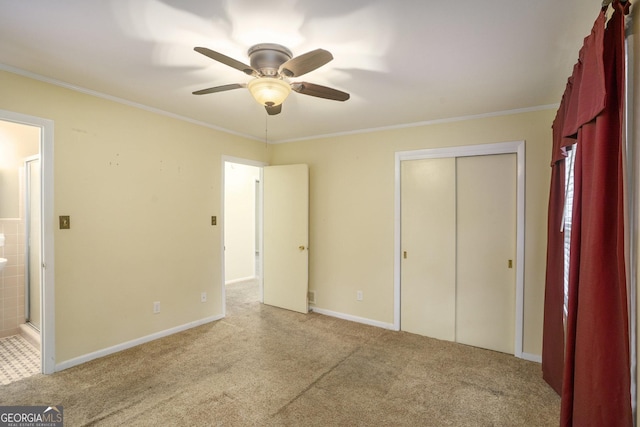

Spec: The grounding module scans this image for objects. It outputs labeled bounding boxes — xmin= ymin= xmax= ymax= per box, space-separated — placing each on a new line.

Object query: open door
xmin=263 ymin=164 xmax=309 ymax=313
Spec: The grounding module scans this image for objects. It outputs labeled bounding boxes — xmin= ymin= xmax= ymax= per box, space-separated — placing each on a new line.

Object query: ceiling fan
xmin=192 ymin=43 xmax=350 ymax=115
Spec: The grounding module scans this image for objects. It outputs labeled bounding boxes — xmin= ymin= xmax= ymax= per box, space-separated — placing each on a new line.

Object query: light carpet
xmin=0 ymin=280 xmax=559 ymax=425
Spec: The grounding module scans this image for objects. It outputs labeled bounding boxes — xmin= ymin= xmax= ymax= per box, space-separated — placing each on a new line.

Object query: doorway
xmin=394 ymin=141 xmax=525 ymax=357
xmin=0 ymin=110 xmax=54 ymax=375
xmin=222 ymin=158 xmax=264 ymax=314
xmin=221 ymin=158 xmax=310 ymax=316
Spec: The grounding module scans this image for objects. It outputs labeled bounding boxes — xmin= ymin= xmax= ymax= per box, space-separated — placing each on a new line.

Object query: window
xmin=562 ymin=145 xmax=577 ymax=323
xmin=560 ymin=144 xmax=578 ymax=327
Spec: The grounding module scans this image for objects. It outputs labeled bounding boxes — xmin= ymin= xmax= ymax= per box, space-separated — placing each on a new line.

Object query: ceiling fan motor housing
xmin=248 ymin=44 xmax=292 ymax=76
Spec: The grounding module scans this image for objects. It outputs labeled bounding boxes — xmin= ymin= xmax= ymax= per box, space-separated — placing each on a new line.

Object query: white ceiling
xmin=0 ymin=0 xmax=600 ymax=142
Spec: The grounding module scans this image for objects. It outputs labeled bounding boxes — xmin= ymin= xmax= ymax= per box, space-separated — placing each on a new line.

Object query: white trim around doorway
xmin=0 ymin=109 xmax=55 ymax=374
xmin=394 ymin=140 xmax=526 ymax=358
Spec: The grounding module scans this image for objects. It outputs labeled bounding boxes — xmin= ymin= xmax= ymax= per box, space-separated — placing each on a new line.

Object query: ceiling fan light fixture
xmin=192 ymin=44 xmax=350 ymax=116
xmin=247 ymin=77 xmax=291 ymax=107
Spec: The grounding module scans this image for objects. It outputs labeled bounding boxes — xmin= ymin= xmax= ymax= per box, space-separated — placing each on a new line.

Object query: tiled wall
xmin=0 ymin=220 xmax=25 ymax=338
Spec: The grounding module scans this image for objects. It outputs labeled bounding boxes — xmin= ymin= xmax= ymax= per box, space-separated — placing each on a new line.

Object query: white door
xmin=263 ymin=164 xmax=309 ymax=313
xmin=400 ymin=158 xmax=456 ymax=340
xmin=401 ymin=154 xmax=517 ymax=354
xmin=456 ymin=154 xmax=516 ymax=353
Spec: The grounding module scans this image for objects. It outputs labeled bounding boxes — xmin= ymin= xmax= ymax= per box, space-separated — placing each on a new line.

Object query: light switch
xmin=59 ymin=216 xmax=70 ymax=229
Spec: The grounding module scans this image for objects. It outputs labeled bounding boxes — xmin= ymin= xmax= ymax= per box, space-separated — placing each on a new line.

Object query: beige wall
xmin=0 ymin=67 xmax=555 ymax=364
xmin=0 ymin=70 xmax=268 ymax=363
xmin=224 ymin=162 xmax=260 ymax=283
xmin=0 ymin=121 xmax=39 ymax=218
xmin=269 ymin=109 xmax=554 ymax=356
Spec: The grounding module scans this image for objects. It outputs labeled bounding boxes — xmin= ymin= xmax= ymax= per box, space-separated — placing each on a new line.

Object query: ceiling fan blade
xmin=192 ymin=83 xmax=246 ymax=95
xmin=279 ymin=49 xmax=333 ymax=77
xmin=291 ymin=82 xmax=350 ymax=101
xmin=265 ymin=104 xmax=282 ymax=115
xmin=194 ymin=47 xmax=257 ymax=76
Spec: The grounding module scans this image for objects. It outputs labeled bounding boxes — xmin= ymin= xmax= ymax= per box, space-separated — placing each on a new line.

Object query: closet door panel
xmin=400 ymin=158 xmax=456 ymax=340
xmin=455 ymin=154 xmax=517 ymax=354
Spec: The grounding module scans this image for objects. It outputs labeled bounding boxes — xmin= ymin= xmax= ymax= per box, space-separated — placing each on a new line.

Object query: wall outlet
xmin=153 ymin=301 xmax=160 ymax=314
xmin=357 ymin=291 xmax=363 ymax=301
xmin=201 ymin=292 xmax=207 ymax=303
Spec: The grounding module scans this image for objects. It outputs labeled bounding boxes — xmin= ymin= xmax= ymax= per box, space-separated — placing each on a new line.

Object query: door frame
xmin=0 ymin=109 xmax=55 ymax=374
xmin=394 ymin=140 xmax=525 ymax=358
xmin=221 ymin=156 xmax=266 ymax=316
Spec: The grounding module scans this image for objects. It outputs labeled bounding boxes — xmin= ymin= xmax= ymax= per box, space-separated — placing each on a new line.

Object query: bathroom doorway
xmin=0 ymin=120 xmax=40 ymax=382
xmin=0 ymin=110 xmax=55 ymax=378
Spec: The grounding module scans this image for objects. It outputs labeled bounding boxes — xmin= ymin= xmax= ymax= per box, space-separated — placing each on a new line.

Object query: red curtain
xmin=541 ymin=128 xmax=566 ymax=395
xmin=542 ymin=2 xmax=632 ymax=425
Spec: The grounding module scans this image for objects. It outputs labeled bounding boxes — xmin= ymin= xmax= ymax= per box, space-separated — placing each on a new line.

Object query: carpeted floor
xmin=0 ymin=280 xmax=560 ymax=426
xmin=0 ymin=334 xmax=40 ymax=385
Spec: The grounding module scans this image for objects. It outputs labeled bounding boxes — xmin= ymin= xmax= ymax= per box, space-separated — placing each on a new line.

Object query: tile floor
xmin=0 ymin=334 xmax=40 ymax=385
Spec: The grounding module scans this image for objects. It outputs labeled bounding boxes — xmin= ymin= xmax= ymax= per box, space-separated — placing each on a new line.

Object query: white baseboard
xmin=54 ymin=308 xmax=542 ymax=371
xmin=225 ymin=276 xmax=257 ymax=285
xmin=521 ymin=352 xmax=542 ymax=363
xmin=55 ymin=314 xmax=224 ymax=372
xmin=310 ymin=307 xmax=396 ymax=330
xmin=312 ymin=307 xmax=542 ymax=364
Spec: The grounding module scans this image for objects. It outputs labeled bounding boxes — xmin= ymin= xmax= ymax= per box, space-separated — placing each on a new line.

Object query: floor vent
xmin=307 ymin=291 xmax=316 ymax=305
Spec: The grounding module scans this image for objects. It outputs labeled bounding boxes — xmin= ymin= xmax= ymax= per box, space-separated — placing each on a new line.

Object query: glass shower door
xmin=25 ymin=156 xmax=41 ymax=331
